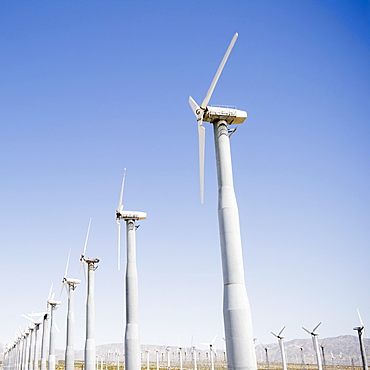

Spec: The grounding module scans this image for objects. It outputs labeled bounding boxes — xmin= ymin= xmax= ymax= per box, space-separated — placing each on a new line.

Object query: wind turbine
xmin=188 ymin=33 xmax=256 ymax=370
xmin=260 ymin=343 xmax=269 ymax=370
xmin=353 ymin=309 xmax=368 ymax=370
xmin=80 ymin=218 xmax=100 ymax=370
xmin=47 ymin=292 xmax=61 ymax=370
xmin=166 ymin=346 xmax=171 ymax=370
xmin=202 ymin=336 xmax=217 ymax=370
xmin=294 ymin=344 xmax=306 ymax=370
xmin=271 ymin=327 xmax=287 ymax=370
xmin=302 ymin=323 xmax=323 ymax=370
xmin=116 ymin=169 xmax=146 ymax=370
xmin=61 ymin=248 xmax=81 ymax=370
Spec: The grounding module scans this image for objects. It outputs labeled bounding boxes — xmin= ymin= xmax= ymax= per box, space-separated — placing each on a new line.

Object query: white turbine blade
xmin=211 ymin=335 xmax=217 ymax=345
xmin=82 ymin=218 xmax=92 ymax=257
xmin=188 ymin=96 xmax=200 ymax=118
xmin=47 ymin=283 xmax=53 ymax=301
xmin=302 ymin=327 xmax=311 ymax=335
xmin=64 ymin=248 xmax=71 ymax=279
xmin=201 ymin=33 xmax=238 ymax=109
xmin=198 ymin=121 xmax=205 ymax=204
xmin=117 ymin=221 xmax=121 ymax=271
xmin=357 ymin=308 xmax=364 ymax=327
xmin=313 ymin=322 xmax=321 ymax=333
xmin=21 ymin=314 xmax=35 ymax=324
xmin=278 ymin=326 xmax=286 ymax=336
xmin=271 ymin=332 xmax=278 ymax=338
xmin=50 ymin=292 xmax=55 ymax=302
xmin=117 ymin=168 xmax=126 ymax=211
xmin=55 ymin=321 xmax=60 ymax=333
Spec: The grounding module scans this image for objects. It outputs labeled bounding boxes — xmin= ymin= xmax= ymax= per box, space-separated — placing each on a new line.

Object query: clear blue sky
xmin=1 ymin=0 xmax=369 ymax=353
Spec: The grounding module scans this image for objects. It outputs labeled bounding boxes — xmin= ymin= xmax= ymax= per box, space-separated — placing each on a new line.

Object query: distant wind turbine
xmin=353 ymin=309 xmax=368 ymax=370
xmin=61 ymin=248 xmax=81 ymax=370
xmin=302 ymin=322 xmax=323 ymax=370
xmin=188 ymin=33 xmax=256 ymax=370
xmin=260 ymin=343 xmax=269 ymax=370
xmin=116 ymin=169 xmax=146 ymax=370
xmin=202 ymin=336 xmax=217 ymax=370
xmin=80 ymin=218 xmax=100 ymax=370
xmin=47 ymin=292 xmax=61 ymax=370
xmin=271 ymin=327 xmax=287 ymax=370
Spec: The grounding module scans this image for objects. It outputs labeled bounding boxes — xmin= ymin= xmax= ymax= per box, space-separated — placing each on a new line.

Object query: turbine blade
xmin=313 ymin=322 xmax=322 ymax=333
xmin=82 ymin=218 xmax=92 ymax=257
xmin=117 ymin=169 xmax=126 ymax=211
xmin=188 ymin=96 xmax=199 ymax=118
xmin=55 ymin=322 xmax=60 ymax=333
xmin=302 ymin=327 xmax=311 ymax=335
xmin=117 ymin=221 xmax=121 ymax=271
xmin=211 ymin=335 xmax=217 ymax=345
xmin=201 ymin=33 xmax=238 ymax=109
xmin=64 ymin=248 xmax=71 ymax=279
xmin=198 ymin=121 xmax=205 ymax=204
xmin=47 ymin=283 xmax=53 ymax=301
xmin=357 ymin=308 xmax=364 ymax=327
xmin=271 ymin=332 xmax=278 ymax=338
xmin=278 ymin=326 xmax=286 ymax=336
xmin=21 ymin=314 xmax=35 ymax=324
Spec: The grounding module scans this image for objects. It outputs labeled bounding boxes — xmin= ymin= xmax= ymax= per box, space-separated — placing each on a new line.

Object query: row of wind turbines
xmin=265 ymin=319 xmax=368 ymax=370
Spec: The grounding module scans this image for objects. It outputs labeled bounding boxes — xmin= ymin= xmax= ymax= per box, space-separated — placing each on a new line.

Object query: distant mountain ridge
xmin=1 ymin=335 xmax=369 ymax=365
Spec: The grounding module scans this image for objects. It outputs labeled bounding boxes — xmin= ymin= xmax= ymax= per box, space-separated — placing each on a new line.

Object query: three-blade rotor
xmin=116 ymin=168 xmax=126 ymax=271
xmin=188 ymin=33 xmax=238 ymax=204
xmin=272 ymin=326 xmax=286 ymax=339
xmin=302 ymin=322 xmax=321 ymax=336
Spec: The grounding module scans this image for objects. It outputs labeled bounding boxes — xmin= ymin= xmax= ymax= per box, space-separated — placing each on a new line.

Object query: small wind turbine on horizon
xmin=353 ymin=309 xmax=368 ymax=370
xmin=201 ymin=336 xmax=217 ymax=370
xmin=302 ymin=322 xmax=323 ymax=370
xmin=188 ymin=32 xmax=256 ymax=370
xmin=61 ymin=248 xmax=81 ymax=370
xmin=293 ymin=344 xmax=306 ymax=370
xmin=271 ymin=327 xmax=287 ymax=370
xmin=116 ymin=169 xmax=146 ymax=370
xmin=260 ymin=343 xmax=269 ymax=369
xmin=80 ymin=218 xmax=100 ymax=370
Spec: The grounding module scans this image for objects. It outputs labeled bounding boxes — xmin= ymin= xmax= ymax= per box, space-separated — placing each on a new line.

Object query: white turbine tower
xmin=80 ymin=218 xmax=100 ymax=370
xmin=188 ymin=33 xmax=256 ymax=370
xmin=302 ymin=323 xmax=323 ymax=370
xmin=116 ymin=169 xmax=146 ymax=370
xmin=271 ymin=327 xmax=287 ymax=370
xmin=47 ymin=292 xmax=61 ymax=370
xmin=353 ymin=309 xmax=368 ymax=370
xmin=62 ymin=248 xmax=81 ymax=370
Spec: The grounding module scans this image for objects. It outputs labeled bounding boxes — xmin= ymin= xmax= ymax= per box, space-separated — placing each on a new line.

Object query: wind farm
xmin=0 ymin=2 xmax=369 ymax=370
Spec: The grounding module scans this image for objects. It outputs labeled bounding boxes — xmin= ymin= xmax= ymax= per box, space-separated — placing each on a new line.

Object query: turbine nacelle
xmin=63 ymin=277 xmax=81 ymax=285
xmin=48 ymin=300 xmax=61 ymax=306
xmin=118 ymin=211 xmax=147 ymax=221
xmin=189 ymin=97 xmax=247 ymax=125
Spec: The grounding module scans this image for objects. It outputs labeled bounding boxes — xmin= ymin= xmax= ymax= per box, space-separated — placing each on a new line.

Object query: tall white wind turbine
xmin=353 ymin=309 xmax=368 ymax=370
xmin=62 ymin=248 xmax=81 ymax=370
xmin=80 ymin=218 xmax=100 ymax=370
xmin=271 ymin=327 xmax=287 ymax=370
xmin=302 ymin=323 xmax=323 ymax=370
xmin=116 ymin=169 xmax=146 ymax=370
xmin=47 ymin=292 xmax=61 ymax=370
xmin=188 ymin=33 xmax=256 ymax=370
